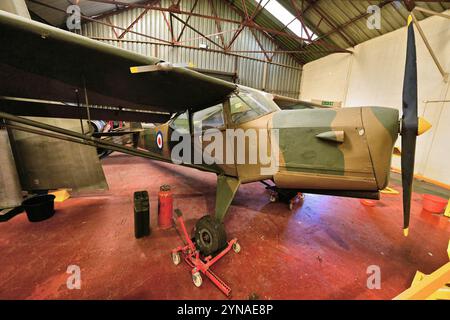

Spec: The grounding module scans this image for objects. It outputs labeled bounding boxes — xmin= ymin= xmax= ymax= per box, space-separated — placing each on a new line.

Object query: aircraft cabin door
xmin=191 ymin=101 xmax=237 ymax=177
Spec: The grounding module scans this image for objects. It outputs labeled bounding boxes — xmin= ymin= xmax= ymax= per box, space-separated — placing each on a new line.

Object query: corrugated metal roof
xmin=276 ymin=0 xmax=449 ymax=63
xmin=26 ymin=0 xmax=145 ymax=26
xmin=24 ymin=0 xmax=450 ymax=64
xmin=230 ymin=0 xmax=450 ymax=63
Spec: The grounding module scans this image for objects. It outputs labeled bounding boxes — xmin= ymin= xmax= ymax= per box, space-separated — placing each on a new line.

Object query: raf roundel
xmin=156 ymin=131 xmax=163 ymax=150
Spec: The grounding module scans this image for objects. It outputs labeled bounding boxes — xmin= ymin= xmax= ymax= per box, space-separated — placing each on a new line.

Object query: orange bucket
xmin=360 ymin=199 xmax=377 ymax=207
xmin=422 ymin=194 xmax=448 ymax=213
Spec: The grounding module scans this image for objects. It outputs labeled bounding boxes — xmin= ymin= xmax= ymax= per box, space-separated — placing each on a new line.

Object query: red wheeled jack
xmin=171 ymin=209 xmax=241 ymax=297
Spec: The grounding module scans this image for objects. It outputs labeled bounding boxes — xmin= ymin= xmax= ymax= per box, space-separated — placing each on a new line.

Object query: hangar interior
xmin=0 ymin=0 xmax=449 ymax=300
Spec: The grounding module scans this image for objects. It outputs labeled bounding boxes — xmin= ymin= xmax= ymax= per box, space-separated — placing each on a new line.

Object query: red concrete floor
xmin=0 ymin=152 xmax=449 ymax=300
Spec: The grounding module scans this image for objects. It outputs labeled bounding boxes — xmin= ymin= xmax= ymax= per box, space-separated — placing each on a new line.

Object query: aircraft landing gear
xmin=193 ymin=215 xmax=227 ymax=256
xmin=262 ymin=181 xmax=305 ymax=210
xmin=269 ymin=193 xmax=278 ymax=203
xmin=288 ymin=192 xmax=305 ymax=210
xmin=171 ymin=209 xmax=239 ymax=297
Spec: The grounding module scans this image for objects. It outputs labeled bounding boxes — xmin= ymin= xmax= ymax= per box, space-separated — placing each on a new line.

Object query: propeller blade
xmin=401 ymin=15 xmax=418 ymax=236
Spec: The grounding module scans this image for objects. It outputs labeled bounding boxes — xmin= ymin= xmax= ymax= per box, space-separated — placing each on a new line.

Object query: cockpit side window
xmin=169 ymin=111 xmax=189 ymax=134
xmin=230 ymin=89 xmax=280 ymax=124
xmin=193 ymin=103 xmax=225 ymax=132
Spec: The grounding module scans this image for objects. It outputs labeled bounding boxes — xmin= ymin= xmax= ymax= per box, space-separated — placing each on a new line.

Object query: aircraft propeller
xmin=400 ymin=15 xmax=432 ymax=236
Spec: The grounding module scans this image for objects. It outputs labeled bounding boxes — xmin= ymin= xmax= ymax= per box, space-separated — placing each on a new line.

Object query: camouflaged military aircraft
xmin=0 ymin=7 xmax=430 ymax=255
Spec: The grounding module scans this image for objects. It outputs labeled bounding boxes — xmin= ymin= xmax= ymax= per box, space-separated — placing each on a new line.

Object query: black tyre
xmin=278 ymin=189 xmax=299 ymax=203
xmin=194 ymin=215 xmax=227 ymax=256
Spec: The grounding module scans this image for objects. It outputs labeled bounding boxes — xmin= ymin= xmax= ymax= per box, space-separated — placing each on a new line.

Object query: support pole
xmin=82 ymin=77 xmax=93 ymax=134
xmin=414 ymin=7 xmax=450 ymax=20
xmin=411 ymin=12 xmax=448 ymax=82
xmin=75 ymin=89 xmax=85 ymax=135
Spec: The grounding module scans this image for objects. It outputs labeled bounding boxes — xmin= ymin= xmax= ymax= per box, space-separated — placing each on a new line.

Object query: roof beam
xmin=89 ymin=36 xmax=302 ymax=70
xmin=84 ymin=0 xmax=157 ymax=22
xmin=313 ymin=0 xmax=394 ymax=42
xmin=89 ymin=0 xmax=317 ymax=43
xmin=414 ymin=6 xmax=450 ymax=19
xmin=251 ymin=0 xmax=272 ymax=21
xmin=88 ymin=0 xmax=244 ymax=24
xmin=29 ymin=0 xmax=173 ymax=44
xmin=171 ymin=14 xmax=225 ymax=50
xmin=249 ymin=28 xmax=272 ymax=61
xmin=118 ymin=7 xmax=149 ymax=39
xmin=106 ymin=16 xmax=120 ymax=39
xmin=240 ymin=0 xmax=352 ymax=61
xmin=224 ymin=0 xmax=305 ymax=63
xmin=304 ymin=0 xmax=356 ymax=47
xmin=290 ymin=0 xmax=312 ymax=41
xmin=403 ymin=0 xmax=416 ymax=12
xmin=209 ymin=0 xmax=226 ymax=47
xmin=176 ymin=0 xmax=198 ymax=42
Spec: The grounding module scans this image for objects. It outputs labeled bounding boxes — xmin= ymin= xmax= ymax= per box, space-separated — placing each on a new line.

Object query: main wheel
xmin=194 ymin=215 xmax=227 ymax=256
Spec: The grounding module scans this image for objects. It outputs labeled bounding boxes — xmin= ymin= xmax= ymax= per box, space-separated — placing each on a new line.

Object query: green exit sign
xmin=312 ymin=99 xmax=342 ymax=108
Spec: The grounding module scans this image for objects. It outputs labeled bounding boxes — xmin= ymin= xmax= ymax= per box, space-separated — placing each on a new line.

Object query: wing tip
xmin=130 ymin=66 xmax=138 ymax=74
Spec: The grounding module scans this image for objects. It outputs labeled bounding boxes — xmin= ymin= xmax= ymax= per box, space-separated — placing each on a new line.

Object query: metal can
xmin=158 ymin=184 xmax=173 ymax=229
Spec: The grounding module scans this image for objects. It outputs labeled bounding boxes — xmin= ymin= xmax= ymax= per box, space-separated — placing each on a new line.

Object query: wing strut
xmin=0 ymin=111 xmax=221 ymax=175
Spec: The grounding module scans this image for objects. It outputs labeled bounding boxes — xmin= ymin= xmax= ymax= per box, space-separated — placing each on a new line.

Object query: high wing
xmin=0 ymin=10 xmax=237 ymax=114
xmin=0 ymin=8 xmax=233 ymax=200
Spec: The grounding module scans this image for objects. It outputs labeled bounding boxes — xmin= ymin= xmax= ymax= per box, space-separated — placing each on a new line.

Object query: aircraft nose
xmin=361 ymin=107 xmax=400 ymax=189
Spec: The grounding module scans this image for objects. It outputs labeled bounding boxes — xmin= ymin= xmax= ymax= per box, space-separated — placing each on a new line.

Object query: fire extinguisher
xmin=158 ymin=184 xmax=173 ymax=229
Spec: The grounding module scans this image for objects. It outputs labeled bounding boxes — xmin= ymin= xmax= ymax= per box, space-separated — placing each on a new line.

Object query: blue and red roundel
xmin=156 ymin=131 xmax=163 ymax=150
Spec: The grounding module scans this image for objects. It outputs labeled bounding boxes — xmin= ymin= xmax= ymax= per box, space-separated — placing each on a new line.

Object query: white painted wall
xmin=300 ymin=10 xmax=450 ymax=185
xmin=299 ymin=53 xmax=352 ymax=103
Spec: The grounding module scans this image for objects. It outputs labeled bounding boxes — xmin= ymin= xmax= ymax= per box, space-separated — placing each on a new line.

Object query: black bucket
xmin=22 ymin=194 xmax=56 ymax=222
